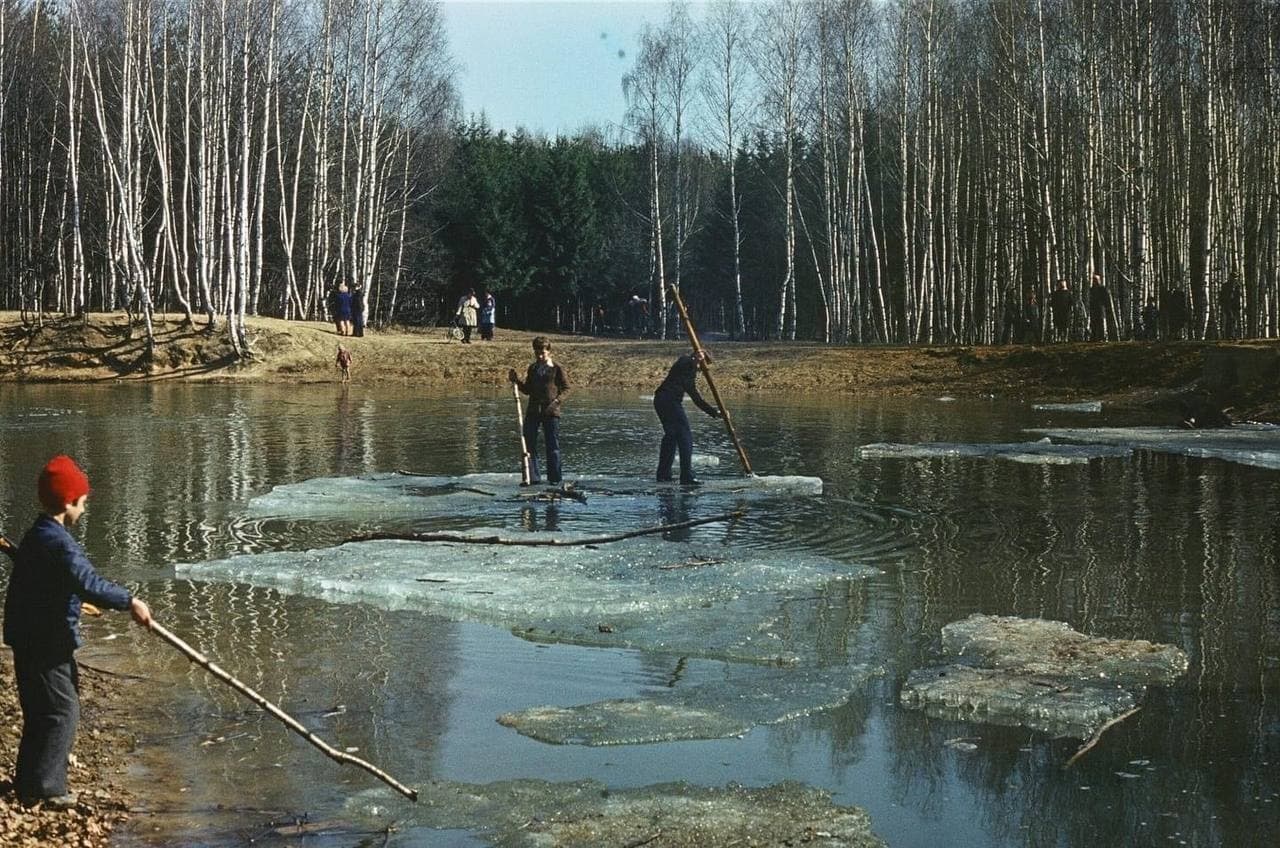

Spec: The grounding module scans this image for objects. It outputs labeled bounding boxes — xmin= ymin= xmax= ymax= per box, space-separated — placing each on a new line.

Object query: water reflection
xmin=0 ymin=386 xmax=1277 ymax=846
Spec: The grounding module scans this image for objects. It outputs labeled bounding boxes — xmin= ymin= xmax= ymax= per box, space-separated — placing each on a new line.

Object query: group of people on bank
xmin=509 ymin=336 xmax=722 ymax=487
xmin=329 ymin=283 xmax=365 ymax=338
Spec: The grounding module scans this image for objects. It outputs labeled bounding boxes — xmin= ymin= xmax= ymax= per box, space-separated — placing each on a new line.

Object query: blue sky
xmin=440 ymin=1 xmax=673 ymax=137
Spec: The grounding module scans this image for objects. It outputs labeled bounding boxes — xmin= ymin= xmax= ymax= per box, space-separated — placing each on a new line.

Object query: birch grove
xmin=1 ymin=0 xmax=1278 ymax=346
xmin=0 ymin=0 xmax=452 ymax=354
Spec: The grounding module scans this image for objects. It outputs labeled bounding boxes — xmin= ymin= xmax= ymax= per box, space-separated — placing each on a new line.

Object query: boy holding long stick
xmin=3 ymin=456 xmax=151 ymax=809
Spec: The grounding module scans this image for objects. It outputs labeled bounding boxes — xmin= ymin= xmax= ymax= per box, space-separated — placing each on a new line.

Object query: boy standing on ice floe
xmin=2 ymin=455 xmax=152 ymax=810
xmin=509 ymin=336 xmax=570 ymax=485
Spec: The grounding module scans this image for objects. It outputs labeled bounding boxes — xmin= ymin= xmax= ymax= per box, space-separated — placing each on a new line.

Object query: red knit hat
xmin=38 ymin=454 xmax=91 ymax=512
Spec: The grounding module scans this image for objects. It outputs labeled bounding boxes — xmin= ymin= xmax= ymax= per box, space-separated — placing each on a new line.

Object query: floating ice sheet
xmin=175 ymin=536 xmax=876 ymax=666
xmin=1028 ymin=424 xmax=1280 ymax=470
xmin=900 ymin=615 xmax=1188 ymax=738
xmin=939 ymin=614 xmax=1188 ymax=686
xmin=497 ymin=664 xmax=880 ymax=745
xmin=858 ymin=439 xmax=1131 ymax=465
xmin=901 ymin=664 xmax=1137 ymax=738
xmin=350 ymin=779 xmax=885 ymax=847
xmin=245 ymin=471 xmax=822 ymax=526
xmin=1032 ymin=401 xmax=1103 ymax=413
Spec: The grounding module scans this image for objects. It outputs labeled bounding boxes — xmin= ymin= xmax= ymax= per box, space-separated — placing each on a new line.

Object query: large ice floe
xmin=176 ymin=535 xmax=875 ymax=667
xmin=858 ymin=438 xmax=1131 ymax=465
xmin=180 ymin=469 xmax=881 ymax=745
xmin=1028 ymin=423 xmax=1280 ymax=470
xmin=350 ymin=779 xmax=885 ymax=847
xmin=245 ymin=471 xmax=823 ymax=528
xmin=900 ymin=614 xmax=1188 ymax=738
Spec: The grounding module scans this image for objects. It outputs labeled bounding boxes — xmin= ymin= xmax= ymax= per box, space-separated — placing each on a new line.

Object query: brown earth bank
xmin=2 ymin=311 xmax=1278 ymax=423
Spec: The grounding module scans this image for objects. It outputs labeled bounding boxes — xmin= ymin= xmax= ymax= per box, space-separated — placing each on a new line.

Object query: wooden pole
xmin=667 ymin=285 xmax=754 ymax=475
xmin=2 ymin=532 xmax=417 ymax=803
xmin=148 ymin=620 xmax=419 ymax=801
xmin=513 ymin=380 xmax=532 ymax=485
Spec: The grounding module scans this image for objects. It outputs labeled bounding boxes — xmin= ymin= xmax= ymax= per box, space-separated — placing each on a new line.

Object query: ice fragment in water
xmin=347 ymin=778 xmax=886 ymax=847
xmin=497 ymin=664 xmax=880 ymax=745
xmin=1032 ymin=401 xmax=1103 ymax=413
xmin=1028 ymin=424 xmax=1280 ymax=470
xmin=246 ymin=471 xmax=823 ymax=525
xmin=176 ymin=537 xmax=876 ymax=666
xmin=858 ymin=440 xmax=1131 ymax=465
xmin=901 ymin=614 xmax=1188 ymax=738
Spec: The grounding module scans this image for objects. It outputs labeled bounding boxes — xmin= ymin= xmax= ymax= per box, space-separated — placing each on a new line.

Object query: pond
xmin=0 ymin=383 xmax=1277 ymax=847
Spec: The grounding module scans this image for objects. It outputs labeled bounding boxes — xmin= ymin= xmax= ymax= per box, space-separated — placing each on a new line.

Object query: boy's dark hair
xmin=532 ymin=336 xmax=551 ymax=351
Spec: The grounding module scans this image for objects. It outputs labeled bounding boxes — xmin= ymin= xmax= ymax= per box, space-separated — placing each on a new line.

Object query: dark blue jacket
xmin=655 ymin=355 xmax=718 ymax=416
xmin=3 ymin=515 xmax=133 ymax=659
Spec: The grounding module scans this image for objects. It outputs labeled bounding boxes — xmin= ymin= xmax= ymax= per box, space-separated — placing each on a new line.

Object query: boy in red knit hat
xmin=2 ymin=455 xmax=152 ymax=810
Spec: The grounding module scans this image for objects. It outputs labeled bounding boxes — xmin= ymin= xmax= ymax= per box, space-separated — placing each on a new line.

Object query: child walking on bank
xmin=2 ymin=455 xmax=152 ymax=809
xmin=336 ymin=345 xmax=353 ymax=382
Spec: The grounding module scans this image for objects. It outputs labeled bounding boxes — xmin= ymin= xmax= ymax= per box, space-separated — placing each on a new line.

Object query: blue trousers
xmin=654 ymin=393 xmax=695 ymax=482
xmin=13 ymin=652 xmax=79 ymax=800
xmin=523 ymin=414 xmax=561 ymax=484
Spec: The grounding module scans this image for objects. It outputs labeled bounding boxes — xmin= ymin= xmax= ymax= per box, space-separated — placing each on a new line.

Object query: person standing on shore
xmin=455 ymin=289 xmax=479 ymax=344
xmin=3 ymin=456 xmax=152 ymax=809
xmin=334 ymin=283 xmax=354 ymax=337
xmin=1050 ymin=279 xmax=1073 ymax=342
xmin=478 ymin=291 xmax=496 ymax=341
xmin=352 ymin=284 xmax=365 ymax=337
xmin=509 ymin=337 xmax=570 ymax=485
xmin=653 ymin=350 xmax=722 ymax=486
xmin=1088 ymin=274 xmax=1113 ymax=341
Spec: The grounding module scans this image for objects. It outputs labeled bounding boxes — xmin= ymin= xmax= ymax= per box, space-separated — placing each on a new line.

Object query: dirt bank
xmin=0 ymin=648 xmax=136 ymax=847
xmin=1 ymin=311 xmax=1278 ymax=422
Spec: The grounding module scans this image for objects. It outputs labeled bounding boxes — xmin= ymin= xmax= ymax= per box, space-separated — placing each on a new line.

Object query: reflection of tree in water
xmin=857 ymin=445 xmax=1280 ymax=845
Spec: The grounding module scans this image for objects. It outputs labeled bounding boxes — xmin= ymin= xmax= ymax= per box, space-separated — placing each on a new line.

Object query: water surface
xmin=0 ymin=383 xmax=1276 ymax=847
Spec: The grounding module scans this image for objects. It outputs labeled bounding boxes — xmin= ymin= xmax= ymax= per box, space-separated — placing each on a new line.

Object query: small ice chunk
xmin=858 ymin=441 xmax=1130 ymax=465
xmin=1032 ymin=401 xmax=1103 ymax=413
xmin=1029 ymin=424 xmax=1280 ymax=470
xmin=901 ymin=614 xmax=1188 ymax=738
xmin=498 ymin=665 xmax=880 ymax=745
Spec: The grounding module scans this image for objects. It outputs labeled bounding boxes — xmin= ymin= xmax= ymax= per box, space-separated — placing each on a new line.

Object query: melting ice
xmin=347 ymin=779 xmax=885 ymax=847
xmin=1032 ymin=401 xmax=1103 ymax=413
xmin=245 ymin=471 xmax=823 ymax=526
xmin=175 ymin=534 xmax=876 ymax=668
xmin=900 ymin=614 xmax=1188 ymax=739
xmin=858 ymin=439 xmax=1131 ymax=465
xmin=1029 ymin=423 xmax=1280 ymax=470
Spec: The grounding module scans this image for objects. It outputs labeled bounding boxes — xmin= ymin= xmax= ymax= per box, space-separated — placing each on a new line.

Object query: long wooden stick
xmin=346 ymin=509 xmax=746 ymax=547
xmin=513 ymin=380 xmax=532 ymax=485
xmin=2 ymin=532 xmax=416 ymax=802
xmin=667 ymin=285 xmax=753 ymax=476
xmin=148 ymin=620 xmax=418 ymax=801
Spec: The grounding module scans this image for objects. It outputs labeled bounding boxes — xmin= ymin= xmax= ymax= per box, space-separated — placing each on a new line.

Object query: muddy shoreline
xmin=2 ymin=312 xmax=1278 ymax=422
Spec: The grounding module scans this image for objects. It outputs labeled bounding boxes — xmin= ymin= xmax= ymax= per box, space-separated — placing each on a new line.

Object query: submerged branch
xmin=1063 ymin=706 xmax=1142 ymax=769
xmin=345 ymin=510 xmax=747 ymax=548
